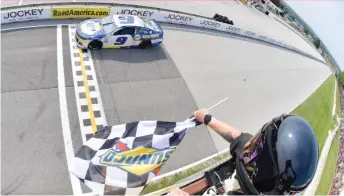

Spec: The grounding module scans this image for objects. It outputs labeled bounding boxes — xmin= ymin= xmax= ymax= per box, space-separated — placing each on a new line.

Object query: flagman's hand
xmin=193 ymin=108 xmax=241 ymax=143
xmin=193 ymin=108 xmax=209 ymax=123
xmin=166 ymin=188 xmax=189 ymax=196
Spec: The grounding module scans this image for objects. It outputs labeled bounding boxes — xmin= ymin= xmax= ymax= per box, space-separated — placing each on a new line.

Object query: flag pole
xmin=188 ymin=97 xmax=229 ymax=122
xmin=207 ymin=97 xmax=229 ymax=111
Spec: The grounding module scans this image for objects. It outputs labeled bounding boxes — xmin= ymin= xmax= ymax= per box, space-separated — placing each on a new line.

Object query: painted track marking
xmin=68 ymin=24 xmax=107 ymax=144
xmin=57 ymin=25 xmax=82 ymax=195
xmin=78 ymin=48 xmax=97 ymax=133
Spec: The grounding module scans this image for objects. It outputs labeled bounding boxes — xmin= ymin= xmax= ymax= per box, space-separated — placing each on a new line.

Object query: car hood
xmin=76 ymin=19 xmax=106 ymax=40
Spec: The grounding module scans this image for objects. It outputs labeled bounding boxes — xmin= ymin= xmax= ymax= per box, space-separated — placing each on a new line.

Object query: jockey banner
xmin=1 ymin=7 xmax=51 ymax=24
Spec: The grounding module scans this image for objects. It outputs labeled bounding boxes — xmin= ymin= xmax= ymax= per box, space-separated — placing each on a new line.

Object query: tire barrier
xmin=213 ymin=13 xmax=234 ymax=25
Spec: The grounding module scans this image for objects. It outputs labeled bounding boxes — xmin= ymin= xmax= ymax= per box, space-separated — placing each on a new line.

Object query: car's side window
xmin=138 ymin=28 xmax=149 ymax=35
xmin=113 ymin=28 xmax=136 ymax=36
xmin=137 ymin=28 xmax=145 ymax=34
xmin=113 ymin=29 xmax=122 ymax=36
xmin=120 ymin=27 xmax=136 ymax=35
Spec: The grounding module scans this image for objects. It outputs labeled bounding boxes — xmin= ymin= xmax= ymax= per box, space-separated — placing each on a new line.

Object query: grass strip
xmin=315 ymin=132 xmax=340 ymax=195
xmin=315 ymin=78 xmax=341 ymax=195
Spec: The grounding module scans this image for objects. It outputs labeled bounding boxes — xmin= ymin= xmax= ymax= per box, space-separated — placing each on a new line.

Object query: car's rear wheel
xmin=88 ymin=40 xmax=103 ymax=50
xmin=138 ymin=40 xmax=151 ymax=49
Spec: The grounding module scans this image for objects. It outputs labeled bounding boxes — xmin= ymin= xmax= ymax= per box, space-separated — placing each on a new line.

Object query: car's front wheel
xmin=138 ymin=40 xmax=151 ymax=49
xmin=88 ymin=40 xmax=103 ymax=50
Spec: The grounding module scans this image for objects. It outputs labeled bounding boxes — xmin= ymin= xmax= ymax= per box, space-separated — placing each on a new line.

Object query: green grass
xmin=336 ymin=81 xmax=341 ymax=117
xmin=140 ymin=152 xmax=230 ymax=195
xmin=314 ymin=78 xmax=341 ymax=195
xmin=291 ymin=74 xmax=340 ymax=195
xmin=291 ymin=75 xmax=336 ymax=152
xmin=315 ymin=132 xmax=340 ymax=195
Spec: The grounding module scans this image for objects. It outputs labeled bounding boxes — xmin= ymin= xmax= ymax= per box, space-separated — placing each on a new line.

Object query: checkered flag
xmin=69 ymin=120 xmax=198 ymax=195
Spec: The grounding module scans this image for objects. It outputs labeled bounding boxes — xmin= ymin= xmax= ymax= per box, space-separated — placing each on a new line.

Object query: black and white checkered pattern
xmin=70 ymin=120 xmax=197 ymax=195
xmin=68 ymin=24 xmax=107 ymax=143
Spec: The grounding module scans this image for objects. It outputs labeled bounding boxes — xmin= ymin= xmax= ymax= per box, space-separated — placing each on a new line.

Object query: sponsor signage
xmin=244 ymin=30 xmax=256 ymax=38
xmin=1 ymin=8 xmax=50 ymax=23
xmin=164 ymin=13 xmax=193 ymax=23
xmin=225 ymin=26 xmax=242 ymax=34
xmin=117 ymin=9 xmax=154 ymax=17
xmin=51 ymin=7 xmax=110 ymax=19
xmin=199 ymin=19 xmax=221 ymax=29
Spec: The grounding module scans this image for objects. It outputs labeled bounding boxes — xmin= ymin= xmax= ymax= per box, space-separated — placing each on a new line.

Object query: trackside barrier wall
xmin=1 ymin=3 xmax=325 ymax=64
xmin=1 ymin=7 xmax=51 ymax=23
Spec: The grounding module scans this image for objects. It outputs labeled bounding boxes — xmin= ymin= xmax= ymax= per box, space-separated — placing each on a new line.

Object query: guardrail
xmin=1 ymin=2 xmax=325 ymax=65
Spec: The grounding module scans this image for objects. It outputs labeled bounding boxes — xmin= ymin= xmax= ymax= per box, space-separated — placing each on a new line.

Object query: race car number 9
xmin=114 ymin=37 xmax=128 ymax=45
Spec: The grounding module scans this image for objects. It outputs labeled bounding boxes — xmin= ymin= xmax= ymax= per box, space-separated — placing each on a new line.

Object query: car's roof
xmin=112 ymin=15 xmax=145 ymax=28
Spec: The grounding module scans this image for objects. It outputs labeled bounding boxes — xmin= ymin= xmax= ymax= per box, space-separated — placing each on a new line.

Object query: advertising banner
xmin=110 ymin=7 xmax=155 ymax=19
xmin=51 ymin=7 xmax=110 ymax=19
xmin=110 ymin=7 xmax=196 ymax=25
xmin=198 ymin=18 xmax=222 ymax=30
xmin=161 ymin=12 xmax=195 ymax=25
xmin=1 ymin=7 xmax=51 ymax=24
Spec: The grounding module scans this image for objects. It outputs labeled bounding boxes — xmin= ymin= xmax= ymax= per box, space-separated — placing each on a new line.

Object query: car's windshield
xmin=101 ymin=16 xmax=113 ymax=25
xmin=101 ymin=16 xmax=118 ymax=34
xmin=143 ymin=19 xmax=155 ymax=30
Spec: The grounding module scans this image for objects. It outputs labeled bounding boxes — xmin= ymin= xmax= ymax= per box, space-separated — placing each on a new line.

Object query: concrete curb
xmin=304 ymin=79 xmax=339 ymax=195
xmin=304 ymin=118 xmax=340 ymax=195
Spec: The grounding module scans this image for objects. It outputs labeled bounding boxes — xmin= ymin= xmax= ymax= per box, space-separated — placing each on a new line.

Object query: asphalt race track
xmin=1 ymin=19 xmax=331 ymax=195
xmin=1 ymin=27 xmax=75 ymax=194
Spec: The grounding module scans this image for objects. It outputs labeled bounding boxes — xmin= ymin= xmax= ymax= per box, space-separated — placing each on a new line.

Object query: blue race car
xmin=76 ymin=14 xmax=164 ymax=49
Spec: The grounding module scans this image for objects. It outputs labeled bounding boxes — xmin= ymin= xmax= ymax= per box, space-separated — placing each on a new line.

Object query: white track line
xmin=57 ymin=25 xmax=82 ymax=195
xmin=1 ymin=24 xmax=73 ymax=32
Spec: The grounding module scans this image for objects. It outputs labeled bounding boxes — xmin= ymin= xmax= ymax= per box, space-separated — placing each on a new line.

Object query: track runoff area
xmin=1 ymin=13 xmax=331 ymax=196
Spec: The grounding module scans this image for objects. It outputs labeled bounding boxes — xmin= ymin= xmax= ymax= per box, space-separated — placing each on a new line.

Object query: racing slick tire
xmin=138 ymin=40 xmax=151 ymax=49
xmin=88 ymin=40 xmax=103 ymax=50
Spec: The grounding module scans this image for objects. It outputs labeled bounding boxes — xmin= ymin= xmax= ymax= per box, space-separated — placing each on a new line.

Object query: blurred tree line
xmin=313 ymin=38 xmax=321 ymax=49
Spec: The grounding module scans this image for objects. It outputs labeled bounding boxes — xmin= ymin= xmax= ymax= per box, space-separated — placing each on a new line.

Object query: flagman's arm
xmin=193 ymin=109 xmax=241 ymax=143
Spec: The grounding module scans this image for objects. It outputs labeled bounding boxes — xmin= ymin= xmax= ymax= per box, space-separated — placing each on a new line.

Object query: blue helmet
xmin=236 ymin=114 xmax=319 ymax=195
